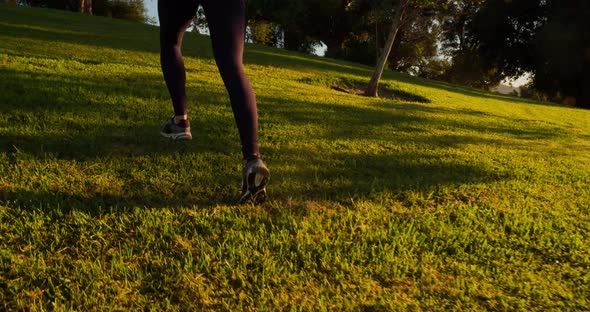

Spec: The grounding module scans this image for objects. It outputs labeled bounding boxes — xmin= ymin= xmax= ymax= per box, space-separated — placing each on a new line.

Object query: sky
xmin=503 ymin=73 xmax=531 ymax=88
xmin=145 ymin=0 xmax=157 ymax=25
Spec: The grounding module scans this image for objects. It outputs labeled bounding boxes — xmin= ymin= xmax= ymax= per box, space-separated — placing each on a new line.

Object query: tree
xmin=247 ymin=20 xmax=278 ymax=46
xmin=20 ymin=0 xmax=146 ymax=22
xmin=364 ymin=0 xmax=409 ymax=97
xmin=532 ymin=1 xmax=590 ymax=108
xmin=106 ymin=0 xmax=146 ymax=22
xmin=387 ymin=0 xmax=450 ymax=78
xmin=246 ymin=0 xmax=362 ymax=54
xmin=462 ymin=0 xmax=590 ymax=108
xmin=436 ymin=0 xmax=502 ymax=88
xmin=79 ymin=0 xmax=92 ymax=14
xmin=364 ymin=0 xmax=448 ymax=96
xmin=246 ymin=0 xmax=311 ymax=51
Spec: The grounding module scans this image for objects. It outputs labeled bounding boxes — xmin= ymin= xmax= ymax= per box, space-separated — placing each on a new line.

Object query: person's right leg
xmin=158 ymin=0 xmax=197 ymax=140
xmin=202 ymin=0 xmax=269 ymax=204
xmin=201 ymin=0 xmax=259 ymax=160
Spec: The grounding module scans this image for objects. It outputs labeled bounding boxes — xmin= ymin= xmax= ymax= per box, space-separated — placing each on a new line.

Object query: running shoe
xmin=238 ymin=158 xmax=270 ymax=205
xmin=160 ymin=118 xmax=192 ymax=140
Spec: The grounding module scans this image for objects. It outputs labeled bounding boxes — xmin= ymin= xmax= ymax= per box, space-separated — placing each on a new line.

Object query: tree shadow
xmin=408 ymin=77 xmax=560 ymax=107
xmin=264 ymin=146 xmax=512 ymax=203
xmin=253 ymin=94 xmax=575 ymax=204
xmin=0 ymin=186 xmax=234 ymax=215
xmin=259 ymin=94 xmax=569 ymax=143
xmin=0 ymin=124 xmax=243 ymax=212
xmin=0 ymin=60 xmax=243 ymax=211
xmin=0 ymin=82 xmax=571 ymax=211
xmin=0 ymin=65 xmax=240 ymax=158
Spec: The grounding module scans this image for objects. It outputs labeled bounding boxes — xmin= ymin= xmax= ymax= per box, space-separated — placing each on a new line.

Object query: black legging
xmin=158 ymin=0 xmax=259 ymax=160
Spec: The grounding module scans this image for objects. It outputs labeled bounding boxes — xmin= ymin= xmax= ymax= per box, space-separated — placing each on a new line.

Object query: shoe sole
xmin=160 ymin=131 xmax=192 ymax=141
xmin=239 ymin=166 xmax=270 ymax=205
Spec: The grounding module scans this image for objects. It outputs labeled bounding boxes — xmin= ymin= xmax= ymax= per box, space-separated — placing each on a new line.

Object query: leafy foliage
xmin=456 ymin=0 xmax=590 ymax=107
xmin=243 ymin=0 xmax=589 ymax=108
xmin=16 ymin=0 xmax=147 ymax=22
xmin=94 ymin=0 xmax=146 ymax=23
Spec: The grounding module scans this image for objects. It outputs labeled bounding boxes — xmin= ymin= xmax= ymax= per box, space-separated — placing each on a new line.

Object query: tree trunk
xmin=364 ymin=0 xmax=409 ymax=97
xmin=80 ymin=0 xmax=92 ymax=15
xmin=323 ymin=37 xmax=345 ymax=59
xmin=579 ymin=75 xmax=590 ymax=109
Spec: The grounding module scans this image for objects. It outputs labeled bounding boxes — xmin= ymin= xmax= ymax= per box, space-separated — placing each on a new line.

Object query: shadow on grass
xmin=0 ymin=65 xmax=240 ymax=158
xmin=256 ymin=94 xmax=571 ymax=204
xmin=266 ymin=147 xmax=511 ymax=203
xmin=1 ymin=68 xmax=572 ymax=211
xmin=0 ymin=63 xmax=243 ymax=211
xmin=0 ymin=8 xmax=212 ymax=61
xmin=0 ymin=6 xmax=575 ymax=211
xmin=261 ymin=94 xmax=569 ymax=143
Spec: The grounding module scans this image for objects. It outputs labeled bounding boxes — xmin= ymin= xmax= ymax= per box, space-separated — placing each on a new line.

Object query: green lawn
xmin=1 ymin=4 xmax=589 ymax=310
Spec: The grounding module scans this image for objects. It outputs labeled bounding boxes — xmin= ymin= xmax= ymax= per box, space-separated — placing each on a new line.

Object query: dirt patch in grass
xmin=331 ymin=83 xmax=430 ymax=103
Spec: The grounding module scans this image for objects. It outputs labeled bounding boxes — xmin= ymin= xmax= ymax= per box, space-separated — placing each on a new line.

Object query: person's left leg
xmin=158 ymin=0 xmax=198 ymax=140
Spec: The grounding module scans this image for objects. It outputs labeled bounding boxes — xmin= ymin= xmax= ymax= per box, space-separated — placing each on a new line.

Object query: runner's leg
xmin=158 ymin=0 xmax=198 ymax=119
xmin=201 ymin=0 xmax=259 ymax=160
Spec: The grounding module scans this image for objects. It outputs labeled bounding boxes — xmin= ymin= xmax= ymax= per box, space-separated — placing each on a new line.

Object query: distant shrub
xmin=94 ymin=0 xmax=146 ymax=23
xmin=248 ymin=20 xmax=277 ymax=45
xmin=520 ymin=84 xmax=549 ymax=103
xmin=16 ymin=0 xmax=147 ymax=23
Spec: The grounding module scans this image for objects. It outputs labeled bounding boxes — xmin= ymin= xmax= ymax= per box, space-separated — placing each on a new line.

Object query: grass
xmin=1 ymin=4 xmax=589 ymax=310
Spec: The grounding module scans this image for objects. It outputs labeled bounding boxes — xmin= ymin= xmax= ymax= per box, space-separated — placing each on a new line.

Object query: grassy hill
xmin=1 ymin=4 xmax=589 ymax=310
